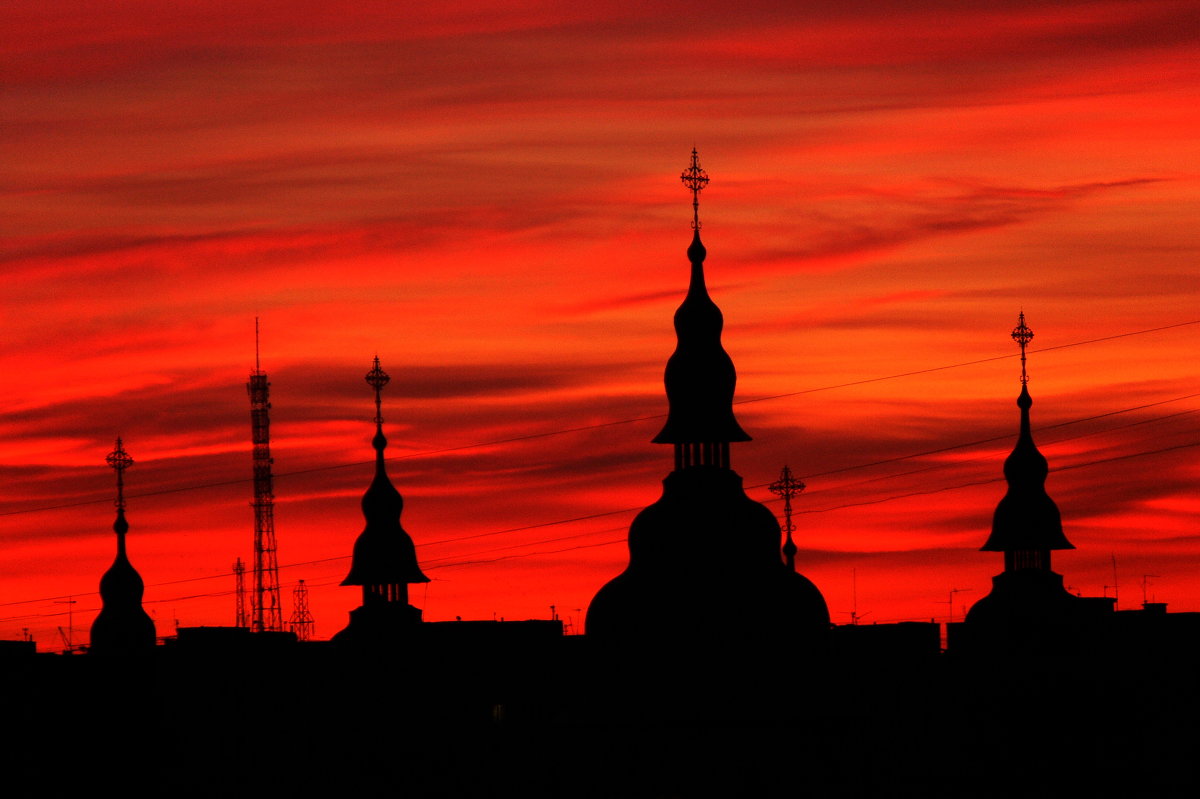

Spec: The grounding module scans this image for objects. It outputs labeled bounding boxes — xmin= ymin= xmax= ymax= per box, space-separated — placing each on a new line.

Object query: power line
xmin=3 ymin=319 xmax=1195 ymax=520
xmin=5 ymin=434 xmax=1194 ymax=641
xmin=2 ymin=394 xmax=1196 ymax=615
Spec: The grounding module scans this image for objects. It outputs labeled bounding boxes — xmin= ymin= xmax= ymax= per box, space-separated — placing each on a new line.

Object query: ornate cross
xmin=680 ymin=148 xmax=710 ymax=230
xmin=1011 ymin=311 xmax=1034 ymax=385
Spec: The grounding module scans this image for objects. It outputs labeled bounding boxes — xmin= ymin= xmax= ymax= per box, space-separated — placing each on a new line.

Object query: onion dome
xmin=981 ymin=313 xmax=1073 ymax=553
xmin=89 ymin=437 xmax=156 ymax=654
xmin=587 ymin=153 xmax=830 ymax=647
xmin=652 ymin=148 xmax=750 ymax=447
xmin=341 ymin=357 xmax=429 ymax=587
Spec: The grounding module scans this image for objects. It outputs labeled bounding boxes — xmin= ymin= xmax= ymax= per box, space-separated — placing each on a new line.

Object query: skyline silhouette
xmin=2 ymin=2 xmax=1198 ymax=647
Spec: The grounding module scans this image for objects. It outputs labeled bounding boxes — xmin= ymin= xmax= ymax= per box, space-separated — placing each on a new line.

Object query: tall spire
xmin=89 ymin=437 xmax=156 ymax=654
xmin=981 ymin=312 xmax=1073 ymax=560
xmin=341 ymin=356 xmax=429 ymax=599
xmin=653 ymin=149 xmax=750 ymax=464
xmin=587 ymin=156 xmax=830 ymax=646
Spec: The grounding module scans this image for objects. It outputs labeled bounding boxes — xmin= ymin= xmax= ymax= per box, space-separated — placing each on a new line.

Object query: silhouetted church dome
xmin=89 ymin=439 xmax=156 ymax=655
xmin=342 ymin=373 xmax=429 ymax=588
xmin=588 ymin=468 xmax=829 ymax=643
xmin=587 ymin=151 xmax=829 ymax=647
xmin=980 ymin=381 xmax=1072 ymax=553
xmin=962 ymin=314 xmax=1100 ymax=650
xmin=335 ymin=357 xmax=429 ymax=647
xmin=652 ymin=229 xmax=751 ymax=446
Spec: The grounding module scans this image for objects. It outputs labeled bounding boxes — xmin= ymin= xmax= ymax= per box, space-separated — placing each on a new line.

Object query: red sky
xmin=2 ymin=1 xmax=1198 ymax=647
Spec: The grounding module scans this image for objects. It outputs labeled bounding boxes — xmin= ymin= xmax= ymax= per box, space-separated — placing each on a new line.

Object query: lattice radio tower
xmin=289 ymin=579 xmax=315 ymax=641
xmin=233 ymin=557 xmax=247 ymax=628
xmin=248 ymin=319 xmax=283 ymax=632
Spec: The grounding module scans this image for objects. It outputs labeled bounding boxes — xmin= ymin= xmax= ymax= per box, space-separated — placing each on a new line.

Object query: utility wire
xmin=4 ymin=432 xmax=1195 ymax=618
xmin=3 ymin=320 xmax=1195 ymax=519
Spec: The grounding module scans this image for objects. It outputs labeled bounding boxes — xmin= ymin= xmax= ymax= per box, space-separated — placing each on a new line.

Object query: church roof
xmin=981 ymin=315 xmax=1074 ymax=552
xmin=652 ymin=150 xmax=750 ymax=446
xmin=342 ymin=358 xmax=430 ymax=587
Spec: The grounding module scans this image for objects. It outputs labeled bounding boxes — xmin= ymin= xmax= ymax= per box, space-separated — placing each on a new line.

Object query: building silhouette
xmin=332 ymin=356 xmax=429 ymax=646
xmin=959 ymin=313 xmax=1116 ymax=653
xmin=4 ymin=159 xmax=1200 ymax=797
xmin=88 ymin=437 xmax=156 ymax=655
xmin=586 ymin=150 xmax=829 ymax=647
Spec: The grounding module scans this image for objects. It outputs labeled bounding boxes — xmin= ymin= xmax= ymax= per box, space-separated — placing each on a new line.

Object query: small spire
xmin=254 ymin=316 xmax=261 ymax=374
xmin=105 ymin=437 xmax=133 ymax=514
xmin=769 ymin=465 xmax=806 ymax=572
xmin=1012 ymin=311 xmax=1034 ymax=386
xmin=981 ymin=311 xmax=1073 ymax=555
xmin=91 ymin=436 xmax=156 ymax=653
xmin=680 ymin=147 xmax=709 ymax=231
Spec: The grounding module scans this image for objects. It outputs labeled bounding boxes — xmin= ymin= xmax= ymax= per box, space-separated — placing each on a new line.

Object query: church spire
xmin=652 ymin=149 xmax=750 ymax=466
xmin=981 ymin=312 xmax=1073 ymax=565
xmin=89 ymin=437 xmax=156 ymax=654
xmin=341 ymin=357 xmax=429 ymax=603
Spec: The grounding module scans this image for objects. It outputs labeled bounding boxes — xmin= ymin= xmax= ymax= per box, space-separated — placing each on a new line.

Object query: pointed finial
xmin=680 ymin=147 xmax=710 ymax=230
xmin=105 ymin=437 xmax=133 ymax=512
xmin=1011 ymin=311 xmax=1034 ymax=385
xmin=769 ymin=464 xmax=806 ymax=572
xmin=365 ymin=356 xmax=390 ymax=455
xmin=255 ymin=316 xmax=261 ymax=374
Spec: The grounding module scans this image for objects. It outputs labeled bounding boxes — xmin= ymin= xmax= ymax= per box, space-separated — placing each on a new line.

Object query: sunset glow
xmin=2 ymin=1 xmax=1198 ymax=646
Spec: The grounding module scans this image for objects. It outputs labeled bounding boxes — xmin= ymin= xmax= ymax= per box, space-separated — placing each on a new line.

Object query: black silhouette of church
xmin=5 ymin=152 xmax=1200 ymax=797
xmin=88 ymin=437 xmax=156 ymax=655
xmin=586 ymin=149 xmax=829 ymax=647
xmin=956 ymin=312 xmax=1117 ymax=653
xmin=331 ymin=356 xmax=429 ymax=645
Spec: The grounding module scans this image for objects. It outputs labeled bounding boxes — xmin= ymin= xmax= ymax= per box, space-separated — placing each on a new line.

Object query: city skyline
xmin=3 ymin=1 xmax=1198 ymax=646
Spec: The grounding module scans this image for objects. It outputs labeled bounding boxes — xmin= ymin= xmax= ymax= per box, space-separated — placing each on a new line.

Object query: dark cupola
xmin=89 ymin=437 xmax=156 ymax=655
xmin=960 ymin=313 xmax=1112 ymax=652
xmin=334 ymin=357 xmax=429 ymax=645
xmin=980 ymin=311 xmax=1074 ymax=568
xmin=586 ymin=151 xmax=830 ymax=649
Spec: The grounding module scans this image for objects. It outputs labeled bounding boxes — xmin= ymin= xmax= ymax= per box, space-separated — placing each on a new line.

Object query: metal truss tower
xmin=248 ymin=320 xmax=283 ymax=632
xmin=289 ymin=579 xmax=315 ymax=641
xmin=233 ymin=557 xmax=247 ymax=628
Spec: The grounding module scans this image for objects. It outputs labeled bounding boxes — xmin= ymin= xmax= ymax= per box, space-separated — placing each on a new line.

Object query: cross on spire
xmin=769 ymin=464 xmax=806 ymax=572
xmin=105 ymin=437 xmax=133 ymax=512
xmin=1011 ymin=311 xmax=1034 ymax=385
xmin=680 ymin=147 xmax=710 ymax=230
xmin=366 ymin=356 xmax=390 ymax=427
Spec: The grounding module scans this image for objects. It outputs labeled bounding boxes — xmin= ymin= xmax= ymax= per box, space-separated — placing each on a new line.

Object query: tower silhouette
xmin=586 ymin=151 xmax=830 ymax=647
xmin=963 ymin=313 xmax=1111 ymax=651
xmin=89 ymin=437 xmax=156 ymax=654
xmin=333 ymin=357 xmax=430 ymax=646
xmin=289 ymin=579 xmax=315 ymax=641
xmin=247 ymin=321 xmax=283 ymax=632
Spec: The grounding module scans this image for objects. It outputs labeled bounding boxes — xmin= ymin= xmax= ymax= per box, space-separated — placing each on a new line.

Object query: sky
xmin=2 ymin=0 xmax=1198 ymax=647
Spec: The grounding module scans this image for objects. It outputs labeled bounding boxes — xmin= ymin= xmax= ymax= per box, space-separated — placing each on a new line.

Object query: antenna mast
xmin=289 ymin=580 xmax=314 ymax=641
xmin=248 ymin=319 xmax=283 ymax=632
xmin=233 ymin=557 xmax=247 ymax=628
